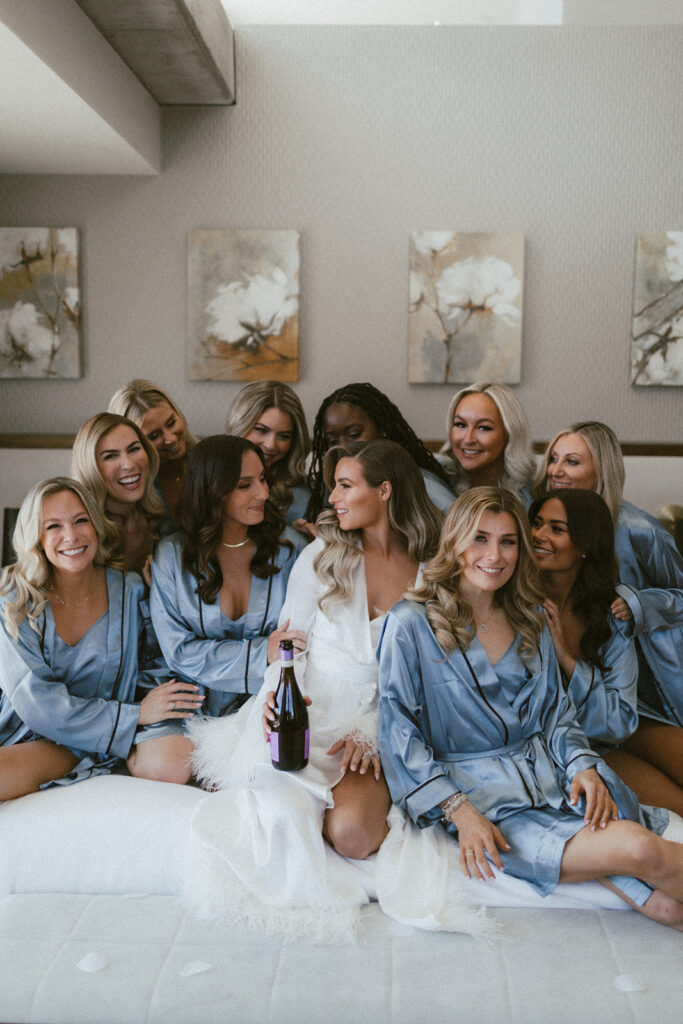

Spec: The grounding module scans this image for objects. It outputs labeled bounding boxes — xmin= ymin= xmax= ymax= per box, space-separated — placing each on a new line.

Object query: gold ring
xmin=172 ymin=701 xmax=176 ymax=711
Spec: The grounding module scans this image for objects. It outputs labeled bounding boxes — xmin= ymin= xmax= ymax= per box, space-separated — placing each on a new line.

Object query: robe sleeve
xmin=377 ymin=609 xmax=456 ymax=827
xmin=617 ymin=505 xmax=683 ymax=590
xmin=616 ymin=582 xmax=683 ymax=635
xmin=0 ymin=610 xmax=138 ymax=758
xmin=564 ymin=625 xmax=639 ymax=747
xmin=150 ymin=538 xmax=268 ymax=697
xmin=537 ymin=631 xmax=601 ymax=781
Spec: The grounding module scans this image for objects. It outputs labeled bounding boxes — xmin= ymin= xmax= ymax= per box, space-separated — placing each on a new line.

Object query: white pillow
xmin=0 ymin=774 xmax=204 ymax=896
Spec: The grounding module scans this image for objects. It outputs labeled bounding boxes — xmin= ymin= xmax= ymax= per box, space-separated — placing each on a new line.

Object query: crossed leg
xmin=323 ymin=769 xmax=391 ymax=860
xmin=0 ymin=740 xmax=79 ymax=800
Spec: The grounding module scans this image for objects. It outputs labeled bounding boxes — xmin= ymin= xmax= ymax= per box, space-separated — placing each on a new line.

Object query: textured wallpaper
xmin=0 ymin=25 xmax=681 ymax=443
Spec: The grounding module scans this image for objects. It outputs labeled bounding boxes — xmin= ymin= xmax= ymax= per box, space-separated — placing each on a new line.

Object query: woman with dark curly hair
xmin=530 ymin=490 xmax=683 ymax=815
xmin=299 ymin=382 xmax=454 ymax=532
xmin=150 ymin=436 xmax=304 ymax=720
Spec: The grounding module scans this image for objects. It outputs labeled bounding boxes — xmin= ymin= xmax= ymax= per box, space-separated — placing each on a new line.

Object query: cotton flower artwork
xmin=0 ymin=227 xmax=80 ymax=378
xmin=408 ymin=231 xmax=524 ymax=384
xmin=630 ymin=232 xmax=683 ymax=386
xmin=188 ymin=229 xmax=299 ymax=381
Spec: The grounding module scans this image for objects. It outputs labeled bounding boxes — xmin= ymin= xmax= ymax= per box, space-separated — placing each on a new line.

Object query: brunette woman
xmin=109 ymin=379 xmax=197 ymax=529
xmin=0 ymin=478 xmax=202 ymax=798
xmin=150 ymin=435 xmax=304 ymax=720
xmin=534 ymin=420 xmax=683 ymax=739
xmin=378 ymin=488 xmax=682 ymax=931
xmin=225 ymin=380 xmax=310 ymax=524
xmin=530 ymin=489 xmax=683 ymax=816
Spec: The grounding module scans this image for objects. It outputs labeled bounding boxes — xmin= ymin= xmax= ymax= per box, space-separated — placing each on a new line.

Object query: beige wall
xmin=0 ymin=24 xmax=681 ymax=446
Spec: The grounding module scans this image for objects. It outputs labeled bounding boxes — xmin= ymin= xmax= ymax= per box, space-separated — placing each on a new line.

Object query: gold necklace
xmin=221 ymin=538 xmax=249 ymax=549
xmin=48 ymin=583 xmax=95 ymax=608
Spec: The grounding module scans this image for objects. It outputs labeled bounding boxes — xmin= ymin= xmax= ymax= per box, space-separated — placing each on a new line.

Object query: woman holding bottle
xmin=186 ymin=439 xmax=442 ymax=939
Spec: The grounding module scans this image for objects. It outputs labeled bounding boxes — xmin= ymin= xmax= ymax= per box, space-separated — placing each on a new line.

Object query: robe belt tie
xmin=434 ymin=733 xmax=542 ymax=762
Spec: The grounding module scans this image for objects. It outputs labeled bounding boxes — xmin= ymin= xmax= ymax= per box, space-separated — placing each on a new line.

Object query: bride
xmin=185 ymin=438 xmax=442 ymax=939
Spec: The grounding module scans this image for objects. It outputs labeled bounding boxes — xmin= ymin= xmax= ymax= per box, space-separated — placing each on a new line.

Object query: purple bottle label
xmin=269 ymin=732 xmax=279 ymax=760
xmin=304 ymin=729 xmax=310 ymax=758
xmin=280 ymin=645 xmax=294 ymax=662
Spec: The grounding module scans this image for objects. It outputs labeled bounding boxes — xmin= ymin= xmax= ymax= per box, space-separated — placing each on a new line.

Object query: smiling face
xmin=246 ymin=406 xmax=294 ymax=468
xmin=460 ymin=510 xmax=519 ymax=595
xmin=546 ymin=433 xmax=598 ymax=492
xmin=328 ymin=456 xmax=389 ymax=532
xmin=323 ymin=402 xmax=380 ymax=450
xmin=450 ymin=393 xmax=507 ymax=479
xmin=531 ymin=498 xmax=583 ymax=575
xmin=40 ymin=490 xmax=97 ymax=575
xmin=221 ymin=449 xmax=269 ymax=532
xmin=140 ymin=402 xmax=187 ymax=463
xmin=95 ymin=424 xmax=149 ymax=506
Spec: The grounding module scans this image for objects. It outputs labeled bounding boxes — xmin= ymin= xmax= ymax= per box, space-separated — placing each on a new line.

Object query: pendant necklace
xmin=48 ymin=583 xmax=95 ymax=608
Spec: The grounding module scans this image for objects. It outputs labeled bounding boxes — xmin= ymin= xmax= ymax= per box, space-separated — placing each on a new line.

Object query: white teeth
xmin=534 ymin=547 xmax=553 ymax=556
xmin=60 ymin=546 xmax=87 ymax=556
xmin=119 ymin=474 xmax=141 ymax=486
xmin=478 ymin=566 xmax=503 ymax=574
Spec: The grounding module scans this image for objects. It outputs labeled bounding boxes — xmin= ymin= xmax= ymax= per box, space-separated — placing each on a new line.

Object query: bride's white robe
xmin=186 ymin=539 xmax=492 ymax=939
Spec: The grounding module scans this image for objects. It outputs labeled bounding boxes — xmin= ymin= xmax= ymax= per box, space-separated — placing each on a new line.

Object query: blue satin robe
xmin=421 ymin=468 xmax=456 ymax=514
xmin=564 ymin=618 xmax=639 ymax=753
xmin=377 ymin=600 xmax=665 ymax=904
xmin=614 ymin=500 xmax=683 ymax=726
xmin=150 ymin=532 xmax=299 ymax=717
xmin=0 ymin=569 xmax=161 ymax=781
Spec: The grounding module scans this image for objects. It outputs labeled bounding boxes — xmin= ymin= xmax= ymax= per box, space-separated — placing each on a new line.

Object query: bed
xmin=1 ymin=774 xmax=681 ymax=1024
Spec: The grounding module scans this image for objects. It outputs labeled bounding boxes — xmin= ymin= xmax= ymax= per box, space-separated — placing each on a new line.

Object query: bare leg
xmin=0 ymin=741 xmax=79 ymax=800
xmin=604 ymin=750 xmax=683 ymax=816
xmin=623 ymin=720 xmax=683 ymax=787
xmin=127 ymin=735 xmax=194 ymax=785
xmin=323 ymin=770 xmax=391 ymax=860
xmin=560 ymin=818 xmax=683 ymax=928
xmin=601 ymin=879 xmax=683 ymax=931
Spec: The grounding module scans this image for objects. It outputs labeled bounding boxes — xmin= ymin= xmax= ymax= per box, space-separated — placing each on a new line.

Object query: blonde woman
xmin=72 ymin=412 xmax=164 ymax=581
xmin=186 ymin=439 xmax=442 ymax=938
xmin=438 ymin=382 xmax=535 ymax=505
xmin=0 ymin=478 xmax=202 ymax=799
xmin=109 ymin=379 xmax=197 ymax=527
xmin=378 ymin=488 xmax=682 ymax=930
xmin=533 ymin=420 xmax=683 ymax=733
xmin=225 ymin=380 xmax=310 ymax=525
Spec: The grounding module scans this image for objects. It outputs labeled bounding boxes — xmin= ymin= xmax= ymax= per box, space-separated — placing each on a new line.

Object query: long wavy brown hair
xmin=179 ymin=435 xmax=289 ymax=603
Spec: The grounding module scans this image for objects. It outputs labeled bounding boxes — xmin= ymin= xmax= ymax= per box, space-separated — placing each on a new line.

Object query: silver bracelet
xmin=441 ymin=791 xmax=468 ymax=821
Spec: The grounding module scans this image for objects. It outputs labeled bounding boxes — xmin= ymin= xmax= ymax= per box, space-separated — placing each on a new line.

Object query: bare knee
xmin=324 ymin=808 xmax=387 ymax=860
xmin=128 ymin=741 xmax=193 ymax=785
xmin=620 ymin=827 xmax=666 ymax=876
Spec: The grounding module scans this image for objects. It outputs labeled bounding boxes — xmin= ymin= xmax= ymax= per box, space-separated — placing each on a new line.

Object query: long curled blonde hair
xmin=313 ymin=439 xmax=442 ymax=615
xmin=409 ymin=487 xmax=544 ymax=663
xmin=0 ymin=478 xmax=109 ymax=641
xmin=439 ymin=382 xmax=535 ymax=497
xmin=532 ymin=421 xmax=624 ymax=522
xmin=225 ymin=381 xmax=310 ymax=515
xmin=71 ymin=412 xmax=163 ymax=558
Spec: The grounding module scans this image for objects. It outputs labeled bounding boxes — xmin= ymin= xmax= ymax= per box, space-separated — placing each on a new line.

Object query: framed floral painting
xmin=631 ymin=232 xmax=683 ymax=386
xmin=188 ymin=229 xmax=300 ymax=382
xmin=409 ymin=231 xmax=524 ymax=384
xmin=0 ymin=227 xmax=81 ymax=379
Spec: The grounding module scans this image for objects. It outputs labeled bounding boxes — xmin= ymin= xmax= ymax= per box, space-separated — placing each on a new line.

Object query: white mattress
xmin=1 ymin=776 xmax=681 ymax=1024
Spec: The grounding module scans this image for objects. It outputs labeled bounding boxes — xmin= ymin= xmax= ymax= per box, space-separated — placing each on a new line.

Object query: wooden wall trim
xmin=2 ymin=434 xmax=682 ymax=457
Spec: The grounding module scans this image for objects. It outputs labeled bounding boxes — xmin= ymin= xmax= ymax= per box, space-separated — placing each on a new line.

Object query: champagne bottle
xmin=269 ymin=638 xmax=309 ymax=772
